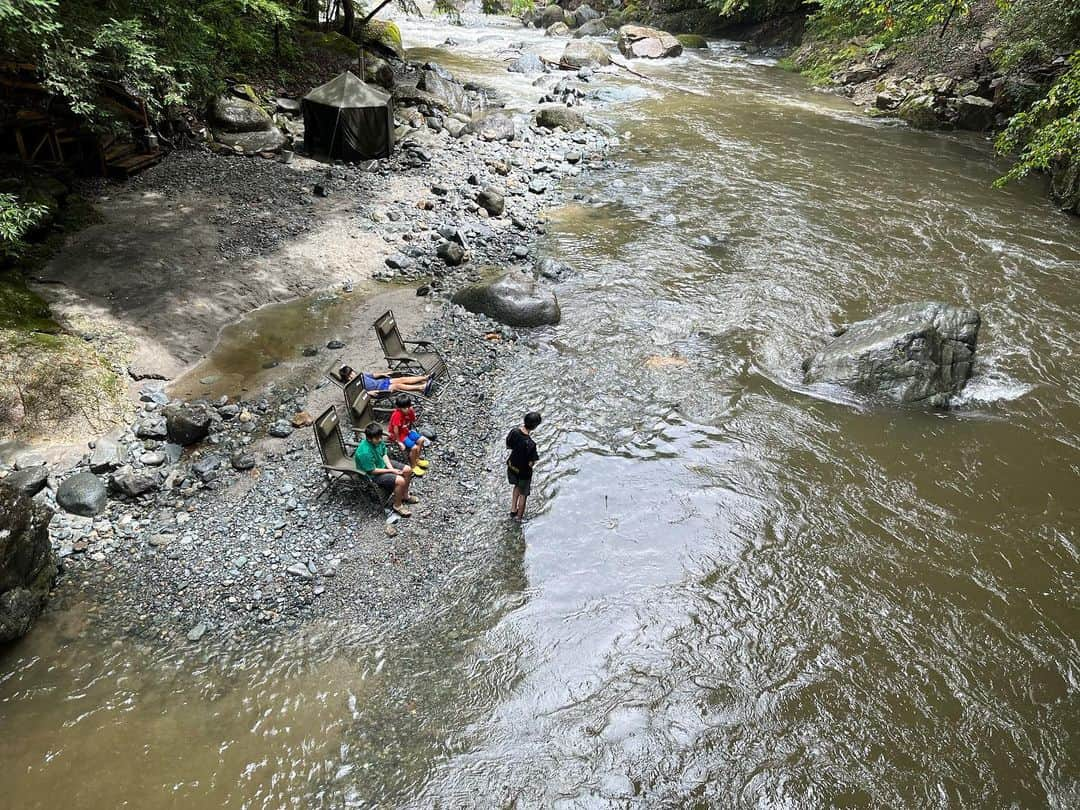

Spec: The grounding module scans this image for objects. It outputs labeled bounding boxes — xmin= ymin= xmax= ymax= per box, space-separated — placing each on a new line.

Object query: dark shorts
xmin=370 ymin=461 xmax=406 ymax=491
xmin=507 ymin=466 xmax=533 ymax=496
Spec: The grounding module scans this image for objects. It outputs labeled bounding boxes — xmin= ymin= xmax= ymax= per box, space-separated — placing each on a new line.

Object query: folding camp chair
xmin=312 ymin=405 xmax=386 ymax=503
xmin=342 ymin=375 xmax=397 ymax=430
xmin=325 ymin=364 xmax=434 ymax=406
xmin=373 ymin=309 xmax=447 ymax=382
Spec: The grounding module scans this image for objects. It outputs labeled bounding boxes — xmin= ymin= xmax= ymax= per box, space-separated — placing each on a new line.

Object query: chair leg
xmin=316 ymin=472 xmax=339 ymax=500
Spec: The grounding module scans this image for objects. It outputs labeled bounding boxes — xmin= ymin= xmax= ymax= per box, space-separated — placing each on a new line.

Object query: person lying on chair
xmin=339 ymin=365 xmax=433 ymax=396
xmin=353 ymin=422 xmax=419 ymax=517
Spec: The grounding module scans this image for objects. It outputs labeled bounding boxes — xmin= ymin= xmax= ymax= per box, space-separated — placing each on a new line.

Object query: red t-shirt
xmin=388 ymin=407 xmax=416 ymax=444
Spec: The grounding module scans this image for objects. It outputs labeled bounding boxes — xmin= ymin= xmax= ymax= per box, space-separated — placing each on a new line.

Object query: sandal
xmin=423 ymin=377 xmax=435 ymax=397
xmin=404 ymin=495 xmax=420 ymax=504
xmin=392 ymin=505 xmax=412 ymax=517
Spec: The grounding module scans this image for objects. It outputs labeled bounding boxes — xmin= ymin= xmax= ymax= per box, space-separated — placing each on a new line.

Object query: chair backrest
xmin=343 ymin=375 xmax=368 ymax=420
xmin=374 ymin=310 xmax=406 ymax=358
xmin=314 ymin=406 xmax=350 ymax=467
xmin=326 ymin=366 xmax=345 ymax=386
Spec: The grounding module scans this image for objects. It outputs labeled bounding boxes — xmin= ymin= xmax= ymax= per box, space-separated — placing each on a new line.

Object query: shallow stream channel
xmin=3 ymin=11 xmax=1079 ymax=809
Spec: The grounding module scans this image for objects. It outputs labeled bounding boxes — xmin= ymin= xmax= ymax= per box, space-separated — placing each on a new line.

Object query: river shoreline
xmin=7 ymin=33 xmax=621 ymax=647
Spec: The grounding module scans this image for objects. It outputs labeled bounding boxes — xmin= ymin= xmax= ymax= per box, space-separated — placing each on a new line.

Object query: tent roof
xmin=304 ymin=71 xmax=391 ymax=109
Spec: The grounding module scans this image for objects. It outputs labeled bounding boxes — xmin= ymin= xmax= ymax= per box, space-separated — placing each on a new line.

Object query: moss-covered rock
xmin=676 ymin=33 xmax=708 ymax=49
xmin=361 ymin=19 xmax=403 ymax=60
xmin=0 ymin=274 xmax=59 ymax=333
xmin=299 ymin=29 xmax=359 ymax=59
xmin=898 ymin=94 xmax=944 ymax=129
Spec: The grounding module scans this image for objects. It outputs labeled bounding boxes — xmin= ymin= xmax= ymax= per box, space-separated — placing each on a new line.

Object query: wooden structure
xmin=0 ymin=62 xmax=163 ymax=177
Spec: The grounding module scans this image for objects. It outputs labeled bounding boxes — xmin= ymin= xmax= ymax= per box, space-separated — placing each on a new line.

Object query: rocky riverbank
xmin=1 ymin=26 xmax=622 ymax=644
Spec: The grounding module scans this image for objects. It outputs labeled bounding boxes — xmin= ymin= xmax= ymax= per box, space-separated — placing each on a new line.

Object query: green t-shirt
xmin=354 ymin=439 xmax=387 ymax=475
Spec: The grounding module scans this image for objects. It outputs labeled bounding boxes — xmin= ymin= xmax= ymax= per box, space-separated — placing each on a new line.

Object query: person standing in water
xmin=506 ymin=411 xmax=542 ymax=520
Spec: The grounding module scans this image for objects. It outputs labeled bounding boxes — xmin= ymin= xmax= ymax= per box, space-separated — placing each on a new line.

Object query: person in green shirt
xmin=354 ymin=422 xmax=419 ymax=517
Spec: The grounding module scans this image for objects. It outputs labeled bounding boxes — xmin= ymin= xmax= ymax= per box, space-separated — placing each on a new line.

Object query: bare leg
xmin=392 ymin=475 xmax=407 ymax=508
xmin=390 ymin=381 xmax=430 ymax=393
xmin=409 ymin=443 xmax=422 ymax=468
xmin=389 ymin=375 xmax=429 ymax=390
xmin=516 ymin=493 xmax=528 ymax=519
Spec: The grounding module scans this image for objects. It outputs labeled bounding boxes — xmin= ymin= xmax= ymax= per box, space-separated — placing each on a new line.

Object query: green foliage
xmin=510 ymin=0 xmax=535 ymax=15
xmin=809 ymin=0 xmax=970 ymax=44
xmin=0 ymin=0 xmax=298 ymax=124
xmin=704 ymin=0 xmax=802 ymax=24
xmin=993 ymin=0 xmax=1080 ymax=72
xmin=995 ymin=50 xmax=1080 ymax=184
xmin=0 ymin=195 xmax=49 ymax=263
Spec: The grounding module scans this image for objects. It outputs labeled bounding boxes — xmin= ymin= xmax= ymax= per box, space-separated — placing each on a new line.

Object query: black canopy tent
xmin=302 ymin=71 xmax=394 ymax=161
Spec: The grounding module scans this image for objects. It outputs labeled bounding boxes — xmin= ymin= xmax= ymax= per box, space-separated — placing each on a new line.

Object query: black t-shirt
xmin=506 ymin=427 xmax=538 ymax=478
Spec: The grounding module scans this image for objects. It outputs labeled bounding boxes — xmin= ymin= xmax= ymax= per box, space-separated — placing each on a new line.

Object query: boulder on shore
xmin=802 ymin=301 xmax=981 ymax=407
xmin=215 ymin=129 xmax=287 ymax=154
xmin=539 ymin=4 xmax=566 ymax=29
xmin=0 ymin=487 xmax=58 ymax=642
xmin=1 ymin=465 xmax=49 ymax=497
xmin=617 ymin=25 xmax=683 ymax=59
xmin=465 ymin=111 xmax=516 ymax=141
xmin=452 ymin=268 xmax=561 ymax=327
xmin=56 ymin=471 xmax=107 ymax=517
xmin=165 ymin=404 xmax=213 ymax=446
xmin=418 ymin=68 xmax=471 ymax=116
xmin=361 ymin=19 xmax=404 ymax=60
xmin=476 ymin=187 xmax=506 ymax=217
xmin=109 ymin=465 xmax=161 ymax=498
xmin=536 ymin=104 xmax=586 ymax=131
xmin=209 ymin=95 xmax=272 ymax=133
xmin=561 ymin=40 xmax=611 ymax=69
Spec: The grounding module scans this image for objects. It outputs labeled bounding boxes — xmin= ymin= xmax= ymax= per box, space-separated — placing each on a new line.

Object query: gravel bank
xmin=10 ymin=51 xmax=622 ymax=644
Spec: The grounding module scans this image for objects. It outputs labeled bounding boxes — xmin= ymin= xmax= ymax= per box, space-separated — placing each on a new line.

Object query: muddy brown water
xmin=3 ymin=16 xmax=1079 ymax=809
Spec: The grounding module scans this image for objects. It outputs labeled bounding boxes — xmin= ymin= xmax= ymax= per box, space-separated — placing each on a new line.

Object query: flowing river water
xmin=3 ymin=13 xmax=1079 ymax=809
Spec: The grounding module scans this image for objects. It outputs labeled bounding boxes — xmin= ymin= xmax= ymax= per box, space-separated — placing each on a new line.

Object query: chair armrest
xmin=403 ymin=339 xmax=437 ymax=349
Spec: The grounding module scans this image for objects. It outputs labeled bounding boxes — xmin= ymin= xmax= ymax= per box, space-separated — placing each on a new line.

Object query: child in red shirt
xmin=388 ymin=394 xmax=431 ymax=476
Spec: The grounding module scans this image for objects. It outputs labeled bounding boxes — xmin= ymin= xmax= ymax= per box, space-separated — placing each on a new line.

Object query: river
xmin=3 ymin=11 xmax=1078 ymax=809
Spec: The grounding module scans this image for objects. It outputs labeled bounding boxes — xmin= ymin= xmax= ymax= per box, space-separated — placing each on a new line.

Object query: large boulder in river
xmin=453 ymin=268 xmax=561 ymax=327
xmin=209 ymin=95 xmax=272 ymax=133
xmin=0 ymin=487 xmax=57 ymax=642
xmin=802 ymin=302 xmax=980 ymax=407
xmin=617 ymin=25 xmax=684 ymax=59
xmin=561 ymin=40 xmax=611 ymax=69
xmin=56 ymin=472 xmax=107 ymax=517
